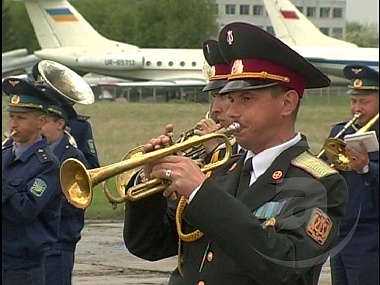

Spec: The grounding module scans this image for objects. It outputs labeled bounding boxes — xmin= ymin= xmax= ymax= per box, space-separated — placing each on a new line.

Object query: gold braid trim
xmin=291 ymin=151 xmax=338 ymax=179
xmin=176 ymin=196 xmax=204 ymax=277
xmin=210 ymin=74 xmax=228 ymax=80
xmin=176 ymin=196 xmax=204 ymax=242
xmin=228 ymin=71 xmax=290 ymax=83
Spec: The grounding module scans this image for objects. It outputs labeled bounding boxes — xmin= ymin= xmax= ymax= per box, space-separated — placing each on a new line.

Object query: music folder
xmin=344 ymin=131 xmax=379 ymax=153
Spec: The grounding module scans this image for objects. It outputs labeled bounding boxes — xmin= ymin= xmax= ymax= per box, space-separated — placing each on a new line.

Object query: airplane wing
xmin=2 ymin=48 xmax=41 ymax=77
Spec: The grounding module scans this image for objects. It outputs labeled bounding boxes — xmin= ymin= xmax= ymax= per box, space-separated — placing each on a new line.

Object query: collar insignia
xmin=272 ymin=170 xmax=283 ymax=180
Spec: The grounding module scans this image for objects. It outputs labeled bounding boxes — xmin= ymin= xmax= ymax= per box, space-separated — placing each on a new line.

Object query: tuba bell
xmin=36 ymin=60 xmax=95 ymax=105
xmin=321 ymin=113 xmax=379 ymax=171
xmin=61 ymin=123 xmax=240 ymax=209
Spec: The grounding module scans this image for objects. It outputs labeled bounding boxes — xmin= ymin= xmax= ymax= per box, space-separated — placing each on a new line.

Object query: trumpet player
xmin=326 ymin=65 xmax=379 ymax=285
xmin=124 ymin=23 xmax=348 ymax=285
xmin=2 ymin=78 xmax=61 ymax=285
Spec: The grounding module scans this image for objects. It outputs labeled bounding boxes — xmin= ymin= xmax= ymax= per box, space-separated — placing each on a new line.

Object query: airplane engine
xmin=76 ymin=54 xmax=143 ymax=70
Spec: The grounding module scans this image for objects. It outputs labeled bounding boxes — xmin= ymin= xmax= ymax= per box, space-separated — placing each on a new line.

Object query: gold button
xmin=207 ymin=252 xmax=213 ymax=262
xmin=197 ymin=281 xmax=205 ymax=285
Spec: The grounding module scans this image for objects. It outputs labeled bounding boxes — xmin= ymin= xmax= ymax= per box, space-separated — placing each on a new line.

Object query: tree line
xmin=2 ymin=0 xmax=379 ymax=53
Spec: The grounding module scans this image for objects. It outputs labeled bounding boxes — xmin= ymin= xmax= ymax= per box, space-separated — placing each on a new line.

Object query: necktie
xmin=236 ymin=157 xmax=253 ymax=197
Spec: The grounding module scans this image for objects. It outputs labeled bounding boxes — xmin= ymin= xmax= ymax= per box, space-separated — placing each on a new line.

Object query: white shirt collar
xmin=244 ymin=133 xmax=302 ymax=185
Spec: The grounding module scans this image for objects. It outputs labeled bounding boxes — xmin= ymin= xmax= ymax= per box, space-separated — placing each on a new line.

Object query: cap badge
xmin=11 ymin=95 xmax=21 ymax=104
xmin=227 ymin=30 xmax=234 ymax=45
xmin=272 ymin=170 xmax=283 ymax=180
xmin=202 ymin=62 xmax=212 ymax=80
xmin=353 ymin=79 xmax=363 ymax=88
xmin=9 ymin=80 xmax=20 ymax=87
xmin=231 ymin=59 xmax=244 ymax=75
xmin=351 ymin=68 xmax=362 ymax=75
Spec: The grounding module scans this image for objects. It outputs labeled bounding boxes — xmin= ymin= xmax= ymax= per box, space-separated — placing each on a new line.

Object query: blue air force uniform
xmin=34 ymin=83 xmax=89 ymax=285
xmin=68 ymin=115 xmax=99 ymax=169
xmin=328 ymin=65 xmax=379 ymax=285
xmin=2 ymin=78 xmax=62 ymax=285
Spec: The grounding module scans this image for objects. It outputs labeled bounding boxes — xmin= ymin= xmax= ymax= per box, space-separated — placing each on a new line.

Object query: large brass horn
xmin=61 ymin=122 xmax=240 ymax=209
xmin=321 ymin=113 xmax=379 ymax=171
xmin=37 ymin=60 xmax=95 ymax=105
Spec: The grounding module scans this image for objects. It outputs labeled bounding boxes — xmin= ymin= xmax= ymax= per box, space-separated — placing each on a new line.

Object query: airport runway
xmin=73 ymin=221 xmax=332 ymax=285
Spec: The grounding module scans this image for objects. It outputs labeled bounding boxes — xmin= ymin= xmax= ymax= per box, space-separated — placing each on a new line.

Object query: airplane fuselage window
xmin=192 ymin=62 xmax=197 ymax=67
xmin=157 ymin=61 xmax=162 ymax=66
xmin=146 ymin=61 xmax=151 ymax=66
xmin=180 ymin=61 xmax=185 ymax=67
xmin=168 ymin=61 xmax=174 ymax=66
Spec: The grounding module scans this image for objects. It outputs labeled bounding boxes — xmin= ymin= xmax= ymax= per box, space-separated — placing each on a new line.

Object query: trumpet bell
xmin=38 ymin=60 xmax=95 ymax=105
xmin=60 ymin=158 xmax=92 ymax=209
xmin=323 ymin=138 xmax=352 ymax=171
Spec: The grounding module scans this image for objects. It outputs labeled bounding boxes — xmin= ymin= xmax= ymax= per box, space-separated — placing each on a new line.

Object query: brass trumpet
xmin=60 ymin=122 xmax=240 ymax=209
xmin=320 ymin=113 xmax=379 ymax=171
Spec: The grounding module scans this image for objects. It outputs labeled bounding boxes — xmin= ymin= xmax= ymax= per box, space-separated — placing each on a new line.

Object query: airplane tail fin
xmin=23 ymin=0 xmax=138 ymax=50
xmin=263 ymin=0 xmax=357 ymax=48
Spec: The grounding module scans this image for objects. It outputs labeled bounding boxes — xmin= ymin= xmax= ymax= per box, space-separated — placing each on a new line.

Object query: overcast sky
xmin=346 ymin=0 xmax=379 ymax=26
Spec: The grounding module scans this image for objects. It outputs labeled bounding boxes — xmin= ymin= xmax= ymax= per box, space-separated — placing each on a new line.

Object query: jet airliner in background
xmin=20 ymin=0 xmax=379 ymax=86
xmin=263 ymin=0 xmax=378 ymax=82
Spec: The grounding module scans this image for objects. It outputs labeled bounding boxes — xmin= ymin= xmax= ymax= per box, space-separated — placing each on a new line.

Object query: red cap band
xmin=228 ymin=58 xmax=307 ymax=97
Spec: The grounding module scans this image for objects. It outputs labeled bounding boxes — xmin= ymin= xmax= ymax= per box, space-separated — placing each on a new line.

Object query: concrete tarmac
xmin=73 ymin=221 xmax=332 ymax=285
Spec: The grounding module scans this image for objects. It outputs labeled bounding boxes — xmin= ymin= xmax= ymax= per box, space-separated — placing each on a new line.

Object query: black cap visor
xmin=202 ymin=79 xmax=228 ymax=92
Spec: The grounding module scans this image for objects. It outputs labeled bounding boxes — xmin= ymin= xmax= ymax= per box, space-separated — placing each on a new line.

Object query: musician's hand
xmin=142 ymin=125 xmax=174 ymax=179
xmin=194 ymin=119 xmax=222 ymax=153
xmin=345 ymin=142 xmax=370 ymax=172
xmin=150 ymin=156 xmax=207 ymax=199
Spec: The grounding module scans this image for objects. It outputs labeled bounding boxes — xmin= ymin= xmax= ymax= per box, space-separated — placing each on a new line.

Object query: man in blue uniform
xmin=2 ymin=77 xmax=61 ymax=285
xmin=32 ymin=61 xmax=100 ymax=169
xmin=327 ymin=65 xmax=379 ymax=285
xmin=124 ymin=22 xmax=348 ymax=285
xmin=37 ymin=83 xmax=89 ymax=285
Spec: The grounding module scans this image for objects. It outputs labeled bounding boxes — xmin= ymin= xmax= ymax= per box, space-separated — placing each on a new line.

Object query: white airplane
xmin=22 ymin=0 xmax=378 ymax=86
xmin=263 ymin=0 xmax=379 ymax=81
xmin=2 ymin=48 xmax=40 ymax=77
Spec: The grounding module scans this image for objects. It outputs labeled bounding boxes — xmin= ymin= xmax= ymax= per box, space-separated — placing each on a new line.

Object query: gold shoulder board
xmin=291 ymin=151 xmax=337 ymax=179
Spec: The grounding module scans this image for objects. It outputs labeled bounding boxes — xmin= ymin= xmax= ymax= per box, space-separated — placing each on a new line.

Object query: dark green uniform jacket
xmin=123 ymin=135 xmax=348 ymax=285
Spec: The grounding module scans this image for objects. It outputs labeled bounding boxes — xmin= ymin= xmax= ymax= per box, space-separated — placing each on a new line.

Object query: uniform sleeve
xmin=123 ymin=174 xmax=179 ymax=261
xmin=185 ymin=173 xmax=347 ymax=284
xmin=2 ymin=162 xmax=60 ymax=225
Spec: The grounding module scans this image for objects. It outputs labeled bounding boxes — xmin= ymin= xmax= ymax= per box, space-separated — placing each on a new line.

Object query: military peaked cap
xmin=202 ymin=39 xmax=230 ymax=92
xmin=36 ymin=84 xmax=77 ymax=121
xmin=343 ymin=64 xmax=379 ymax=95
xmin=218 ymin=22 xmax=331 ymax=97
xmin=2 ymin=77 xmax=54 ymax=113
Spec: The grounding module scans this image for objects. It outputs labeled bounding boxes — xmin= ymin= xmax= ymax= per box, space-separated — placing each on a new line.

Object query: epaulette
xmin=77 ymin=114 xmax=91 ymax=121
xmin=291 ymin=151 xmax=337 ymax=179
xmin=35 ymin=148 xmax=53 ymax=163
